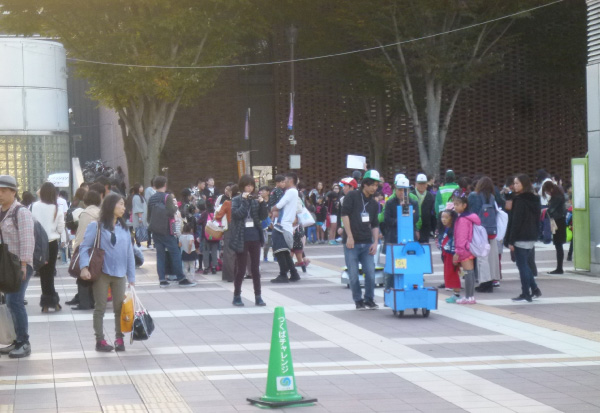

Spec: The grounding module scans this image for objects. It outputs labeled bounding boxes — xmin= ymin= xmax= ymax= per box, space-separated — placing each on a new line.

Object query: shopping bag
xmin=495 ymin=202 xmax=509 ymax=241
xmin=135 ymin=225 xmax=148 ymax=243
xmin=130 ymin=287 xmax=154 ymax=343
xmin=120 ymin=288 xmax=135 ymax=333
xmin=297 ymin=206 xmax=316 ymax=227
xmin=0 ymin=295 xmax=16 ymax=345
xmin=0 ymin=229 xmax=22 ymax=293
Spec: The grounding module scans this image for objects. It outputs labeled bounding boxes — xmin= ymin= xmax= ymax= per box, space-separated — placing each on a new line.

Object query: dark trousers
xmin=40 ymin=240 xmax=59 ymax=307
xmin=234 ymin=241 xmax=262 ymax=296
xmin=419 ymin=228 xmax=430 ymax=244
xmin=147 ymin=229 xmax=153 ymax=247
xmin=275 ymin=251 xmax=299 ymax=279
xmin=76 ymin=278 xmax=95 ymax=309
xmin=528 ymin=246 xmax=537 ymax=276
xmin=515 ymin=246 xmax=538 ymax=298
xmin=552 ymin=217 xmax=566 ymax=271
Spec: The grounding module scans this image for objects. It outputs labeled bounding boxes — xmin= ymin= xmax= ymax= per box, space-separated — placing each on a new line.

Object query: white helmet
xmin=394 ymin=174 xmax=410 ymax=188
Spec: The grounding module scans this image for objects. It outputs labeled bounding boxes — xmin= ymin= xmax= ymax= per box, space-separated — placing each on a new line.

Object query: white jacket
xmin=32 ymin=201 xmax=66 ymax=242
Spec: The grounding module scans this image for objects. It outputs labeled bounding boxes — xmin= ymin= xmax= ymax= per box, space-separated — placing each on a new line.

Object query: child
xmin=194 ymin=201 xmax=206 ymax=273
xmin=453 ymin=193 xmax=481 ymax=304
xmin=292 ymin=225 xmax=310 ymax=272
xmin=201 ymin=199 xmax=219 ymax=274
xmin=179 ymin=222 xmax=197 ymax=281
xmin=315 ymin=197 xmax=328 ymax=244
xmin=438 ymin=210 xmax=461 ymax=303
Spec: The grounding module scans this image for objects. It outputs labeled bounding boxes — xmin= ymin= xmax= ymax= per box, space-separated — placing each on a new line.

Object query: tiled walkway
xmin=0 ymin=242 xmax=598 ymax=412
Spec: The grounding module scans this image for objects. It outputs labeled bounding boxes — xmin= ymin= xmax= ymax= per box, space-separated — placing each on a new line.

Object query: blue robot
xmin=383 ymin=185 xmax=437 ymax=317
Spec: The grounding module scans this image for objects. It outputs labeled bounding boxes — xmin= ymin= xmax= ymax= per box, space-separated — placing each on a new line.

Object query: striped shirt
xmin=0 ymin=200 xmax=35 ymax=265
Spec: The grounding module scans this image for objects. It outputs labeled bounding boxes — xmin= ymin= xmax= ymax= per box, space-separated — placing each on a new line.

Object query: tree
xmin=0 ymin=0 xmax=266 ymax=184
xmin=334 ymin=0 xmax=550 ymax=179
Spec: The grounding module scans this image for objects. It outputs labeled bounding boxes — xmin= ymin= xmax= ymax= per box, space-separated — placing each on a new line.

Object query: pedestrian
xmin=412 ymin=173 xmax=435 ymax=243
xmin=326 ymin=184 xmax=341 ymax=244
xmin=215 ymin=185 xmax=237 ymax=281
xmin=270 ymin=173 xmax=301 ymax=283
xmin=0 ymin=175 xmax=35 ymax=358
xmin=200 ymin=198 xmax=220 ymax=275
xmin=258 ymin=186 xmax=273 ymax=260
xmin=230 ymin=175 xmax=268 ymax=306
xmin=341 ymin=170 xmax=381 ymax=310
xmin=144 ymin=178 xmax=156 ymax=248
xmin=79 ymin=194 xmax=135 ymax=352
xmin=383 ymin=174 xmax=419 ymax=289
xmin=303 ymin=197 xmax=317 ymax=245
xmin=147 ymin=176 xmax=196 ymax=288
xmin=452 ymin=192 xmax=479 ymax=305
xmin=469 ymin=176 xmax=501 ymax=293
xmin=202 ymin=176 xmax=219 ymax=202
xmin=336 ymin=177 xmax=357 ymax=241
xmin=131 ymin=183 xmax=147 ymax=248
xmin=434 ymin=170 xmax=460 ymax=217
xmin=542 ymin=180 xmax=567 ymax=274
xmin=439 ymin=210 xmax=462 ymax=303
xmin=315 ymin=196 xmax=328 ymax=244
xmin=505 ymin=174 xmax=542 ymax=302
xmin=179 ymin=222 xmax=197 ymax=282
xmin=309 ymin=182 xmax=325 ymax=206
xmin=31 ymin=182 xmax=65 ymax=312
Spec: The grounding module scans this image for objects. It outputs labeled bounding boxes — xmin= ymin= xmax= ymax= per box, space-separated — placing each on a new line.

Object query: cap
xmin=394 ymin=174 xmax=410 ymax=188
xmin=340 ymin=177 xmax=358 ymax=189
xmin=0 ymin=175 xmax=17 ymax=191
xmin=445 ymin=169 xmax=456 ymax=182
xmin=363 ymin=170 xmax=382 ymax=182
xmin=416 ymin=173 xmax=428 ymax=183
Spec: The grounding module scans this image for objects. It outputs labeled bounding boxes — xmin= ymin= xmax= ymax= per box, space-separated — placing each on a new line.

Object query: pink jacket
xmin=454 ymin=212 xmax=481 ymax=261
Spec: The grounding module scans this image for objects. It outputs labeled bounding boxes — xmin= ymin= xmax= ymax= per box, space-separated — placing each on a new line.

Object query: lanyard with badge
xmin=245 ymin=202 xmax=254 ymax=228
xmin=361 ymin=193 xmax=370 ymax=223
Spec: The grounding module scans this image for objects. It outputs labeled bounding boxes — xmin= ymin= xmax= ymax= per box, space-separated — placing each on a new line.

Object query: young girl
xmin=315 ymin=197 xmax=328 ymax=244
xmin=452 ymin=193 xmax=481 ymax=304
xmin=179 ymin=222 xmax=197 ymax=281
xmin=438 ymin=210 xmax=461 ymax=303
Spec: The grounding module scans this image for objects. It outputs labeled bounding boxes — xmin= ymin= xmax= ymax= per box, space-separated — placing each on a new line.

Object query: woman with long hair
xmin=79 ymin=194 xmax=135 ymax=352
xmin=131 ymin=183 xmax=147 ymax=247
xmin=505 ymin=174 xmax=542 ymax=302
xmin=542 ymin=180 xmax=567 ymax=274
xmin=215 ymin=184 xmax=239 ymax=282
xmin=32 ymin=182 xmax=65 ymax=312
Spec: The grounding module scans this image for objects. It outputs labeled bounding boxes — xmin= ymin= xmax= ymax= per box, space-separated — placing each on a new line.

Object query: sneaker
xmin=178 ymin=279 xmax=197 ymax=287
xmin=335 ymin=238 xmax=343 ymax=243
xmin=445 ymin=295 xmax=459 ymax=304
xmin=532 ymin=288 xmax=542 ymax=298
xmin=290 ymin=275 xmax=301 ymax=282
xmin=95 ymin=340 xmax=114 ymax=352
xmin=456 ymin=297 xmax=470 ymax=305
xmin=203 ymin=268 xmax=209 ymax=275
xmin=548 ymin=269 xmax=564 ymax=275
xmin=493 ymin=281 xmax=501 ymax=287
xmin=211 ymin=267 xmax=217 ymax=275
xmin=438 ymin=283 xmax=446 ymax=289
xmin=467 ymin=297 xmax=477 ymax=305
xmin=364 ymin=300 xmax=379 ymax=310
xmin=263 ymin=258 xmax=269 ymax=263
xmin=114 ymin=338 xmax=125 ymax=352
xmin=255 ymin=296 xmax=266 ymax=307
xmin=232 ymin=295 xmax=244 ymax=306
xmin=195 ymin=268 xmax=203 ymax=273
xmin=355 ymin=300 xmax=366 ymax=310
xmin=9 ymin=342 xmax=31 ymax=359
xmin=511 ymin=294 xmax=532 ymax=303
xmin=0 ymin=341 xmax=16 ymax=355
xmin=328 ymin=240 xmax=338 ymax=245
xmin=159 ymin=281 xmax=170 ymax=288
xmin=271 ymin=275 xmax=289 ymax=283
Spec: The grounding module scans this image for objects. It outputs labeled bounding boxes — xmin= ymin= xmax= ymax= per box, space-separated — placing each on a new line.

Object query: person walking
xmin=147 ymin=176 xmax=196 ymax=288
xmin=31 ymin=182 xmax=65 ymax=313
xmin=215 ymin=185 xmax=238 ymax=282
xmin=0 ymin=175 xmax=35 ymax=358
xmin=131 ymin=183 xmax=147 ymax=248
xmin=270 ymin=173 xmax=301 ymax=283
xmin=542 ymin=180 xmax=567 ymax=274
xmin=412 ymin=173 xmax=435 ymax=243
xmin=341 ymin=170 xmax=381 ymax=310
xmin=230 ymin=175 xmax=268 ymax=306
xmin=505 ymin=174 xmax=542 ymax=302
xmin=79 ymin=194 xmax=135 ymax=352
xmin=144 ymin=179 xmax=156 ymax=248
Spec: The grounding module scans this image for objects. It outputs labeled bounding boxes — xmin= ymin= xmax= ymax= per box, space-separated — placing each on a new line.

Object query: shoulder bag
xmin=68 ymin=222 xmax=105 ymax=282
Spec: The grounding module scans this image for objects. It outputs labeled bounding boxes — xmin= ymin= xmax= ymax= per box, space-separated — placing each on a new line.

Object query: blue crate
xmin=384 ymin=287 xmax=438 ymax=312
xmin=384 ymin=242 xmax=433 ymax=275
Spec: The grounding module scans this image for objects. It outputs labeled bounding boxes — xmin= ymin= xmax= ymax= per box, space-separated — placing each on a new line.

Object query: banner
xmin=48 ymin=173 xmax=70 ymax=188
xmin=237 ymin=151 xmax=251 ymax=178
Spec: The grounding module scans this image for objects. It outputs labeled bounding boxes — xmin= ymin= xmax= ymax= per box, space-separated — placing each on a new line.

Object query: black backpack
xmin=12 ymin=205 xmax=50 ymax=271
xmin=65 ymin=206 xmax=79 ymax=232
xmin=478 ymin=193 xmax=498 ymax=236
xmin=148 ymin=194 xmax=170 ymax=236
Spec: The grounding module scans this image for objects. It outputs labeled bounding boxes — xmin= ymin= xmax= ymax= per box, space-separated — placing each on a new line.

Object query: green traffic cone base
xmin=247 ymin=307 xmax=317 ymax=408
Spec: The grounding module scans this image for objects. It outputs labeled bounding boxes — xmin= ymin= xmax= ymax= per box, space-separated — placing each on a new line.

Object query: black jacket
xmin=505 ymin=192 xmax=541 ymax=246
xmin=383 ymin=195 xmax=419 ymax=245
xmin=411 ymin=189 xmax=434 ymax=234
xmin=229 ymin=195 xmax=268 ymax=253
xmin=546 ymin=193 xmax=566 ymax=220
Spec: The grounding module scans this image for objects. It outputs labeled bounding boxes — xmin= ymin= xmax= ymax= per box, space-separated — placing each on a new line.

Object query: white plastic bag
xmin=0 ymin=296 xmax=16 ymax=345
xmin=297 ymin=206 xmax=315 ymax=227
xmin=495 ymin=202 xmax=509 ymax=241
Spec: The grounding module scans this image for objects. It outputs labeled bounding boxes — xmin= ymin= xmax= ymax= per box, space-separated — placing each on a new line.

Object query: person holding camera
xmin=229 ymin=175 xmax=268 ymax=306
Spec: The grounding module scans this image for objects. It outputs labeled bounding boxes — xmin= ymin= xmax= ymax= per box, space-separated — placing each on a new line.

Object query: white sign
xmin=276 ymin=376 xmax=294 ymax=391
xmin=48 ymin=173 xmax=70 ymax=188
xmin=290 ymin=154 xmax=301 ymax=169
xmin=573 ymin=164 xmax=586 ymax=210
xmin=346 ymin=154 xmax=366 ymax=170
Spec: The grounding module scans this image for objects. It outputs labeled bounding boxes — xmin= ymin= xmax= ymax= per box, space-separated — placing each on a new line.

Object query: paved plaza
xmin=0 ymin=242 xmax=599 ymax=412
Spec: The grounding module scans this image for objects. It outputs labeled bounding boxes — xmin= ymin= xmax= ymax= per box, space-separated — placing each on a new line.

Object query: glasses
xmin=111 ymin=232 xmax=116 ymax=246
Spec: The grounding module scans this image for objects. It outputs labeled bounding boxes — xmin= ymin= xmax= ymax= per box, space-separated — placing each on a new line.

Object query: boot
xmin=232 ymin=295 xmax=244 ymax=306
xmin=255 ymin=296 xmax=266 ymax=306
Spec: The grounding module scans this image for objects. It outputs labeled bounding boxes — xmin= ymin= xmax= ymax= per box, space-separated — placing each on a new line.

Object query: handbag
xmin=297 ymin=206 xmax=316 ymax=227
xmin=0 ymin=294 xmax=16 ymax=345
xmin=204 ymin=213 xmax=225 ymax=241
xmin=120 ymin=287 xmax=135 ymax=333
xmin=0 ymin=228 xmax=22 ymax=294
xmin=495 ymin=202 xmax=509 ymax=241
xmin=68 ymin=222 xmax=105 ymax=282
xmin=549 ymin=217 xmax=558 ymax=235
xmin=130 ymin=287 xmax=154 ymax=343
xmin=135 ymin=224 xmax=148 ymax=243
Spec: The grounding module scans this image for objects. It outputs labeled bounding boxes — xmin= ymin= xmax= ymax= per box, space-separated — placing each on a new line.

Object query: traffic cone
xmin=247 ymin=306 xmax=317 ymax=408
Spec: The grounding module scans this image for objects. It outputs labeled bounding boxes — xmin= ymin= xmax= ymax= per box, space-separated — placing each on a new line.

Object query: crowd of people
xmin=0 ymin=166 xmax=572 ymax=357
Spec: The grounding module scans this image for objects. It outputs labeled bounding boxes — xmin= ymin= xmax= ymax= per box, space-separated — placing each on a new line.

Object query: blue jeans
xmin=153 ymin=233 xmax=185 ymax=282
xmin=6 ymin=265 xmax=33 ymax=343
xmin=306 ymin=226 xmax=316 ymax=243
xmin=515 ymin=246 xmax=538 ymax=297
xmin=344 ymin=244 xmax=375 ymax=303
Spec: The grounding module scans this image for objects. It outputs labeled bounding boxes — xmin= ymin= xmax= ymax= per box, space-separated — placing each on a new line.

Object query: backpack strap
xmin=11 ymin=204 xmax=23 ymax=230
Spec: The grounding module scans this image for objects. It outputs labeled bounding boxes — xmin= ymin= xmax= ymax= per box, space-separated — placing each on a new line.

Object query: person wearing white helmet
xmin=383 ymin=174 xmax=420 ymax=289
xmin=341 ymin=170 xmax=381 ymax=310
xmin=412 ymin=173 xmax=435 ymax=243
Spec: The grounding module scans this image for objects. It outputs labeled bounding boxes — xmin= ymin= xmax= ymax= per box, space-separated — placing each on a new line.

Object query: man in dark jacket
xmin=412 ymin=173 xmax=434 ymax=243
xmin=148 ymin=176 xmax=196 ymax=288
